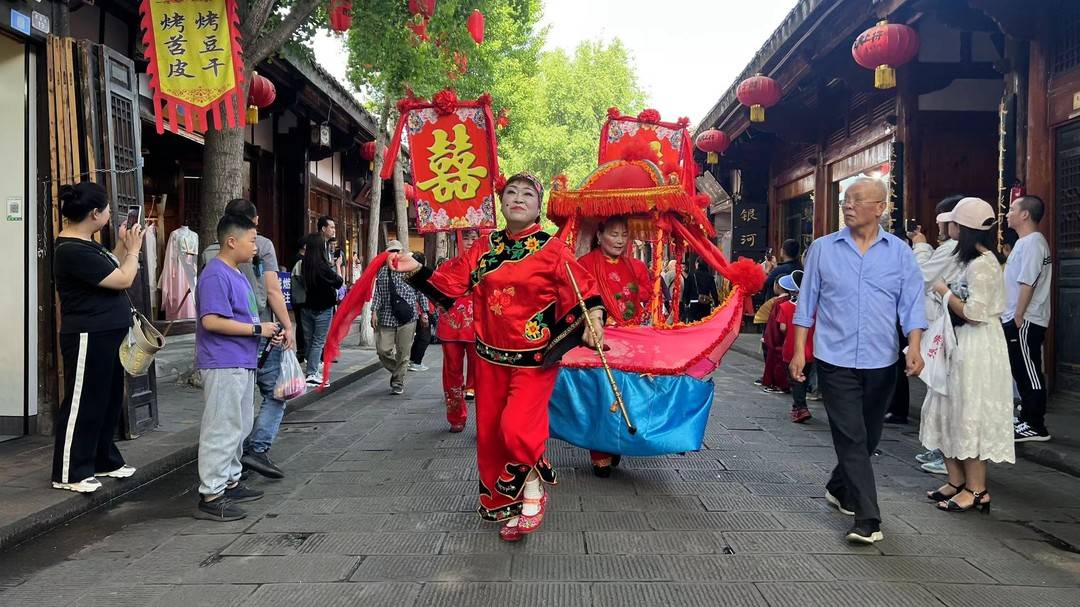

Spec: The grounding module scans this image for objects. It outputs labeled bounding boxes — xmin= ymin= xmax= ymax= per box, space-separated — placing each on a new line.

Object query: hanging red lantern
xmin=736 ymin=74 xmax=782 ymax=123
xmin=496 ymin=108 xmax=509 ymax=130
xmin=404 ymin=183 xmax=418 ymax=203
xmin=407 ymin=13 xmax=429 ymax=44
xmin=408 ymin=0 xmax=436 ymax=18
xmin=328 ymin=0 xmax=352 ymax=32
xmin=246 ymin=73 xmax=276 ymax=125
xmin=467 ymin=10 xmax=485 ymax=45
xmin=360 ymin=140 xmax=377 ymax=170
xmin=694 ymin=129 xmax=730 ymax=165
xmin=852 ymin=20 xmax=920 ymax=90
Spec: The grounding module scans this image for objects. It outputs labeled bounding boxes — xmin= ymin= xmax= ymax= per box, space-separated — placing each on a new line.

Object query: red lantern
xmin=407 ymin=13 xmax=429 ymax=44
xmin=852 ymin=20 xmax=920 ymax=90
xmin=408 ymin=0 xmax=436 ymax=17
xmin=496 ymin=108 xmax=509 ymax=130
xmin=736 ymin=74 xmax=781 ymax=123
xmin=248 ymin=74 xmax=276 ymax=108
xmin=328 ymin=0 xmax=352 ymax=32
xmin=361 ymin=140 xmax=377 ymax=170
xmin=694 ymin=129 xmax=730 ymax=165
xmin=404 ymin=183 xmax=418 ymax=203
xmin=467 ymin=10 xmax=485 ymax=45
xmin=246 ymin=73 xmax=276 ymax=125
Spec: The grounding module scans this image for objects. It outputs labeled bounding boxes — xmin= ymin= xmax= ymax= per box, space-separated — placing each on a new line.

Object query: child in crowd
xmin=761 ymin=280 xmax=790 ymax=394
xmin=194 ymin=213 xmax=282 ymax=522
xmin=777 ymin=270 xmax=814 ymax=422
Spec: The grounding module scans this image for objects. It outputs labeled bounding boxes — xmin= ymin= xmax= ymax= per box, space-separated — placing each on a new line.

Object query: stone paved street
xmin=2 ymin=346 xmax=1079 ymax=606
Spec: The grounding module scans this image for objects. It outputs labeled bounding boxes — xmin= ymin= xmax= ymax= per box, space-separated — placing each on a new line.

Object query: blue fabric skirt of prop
xmin=549 ymin=367 xmax=714 ymax=456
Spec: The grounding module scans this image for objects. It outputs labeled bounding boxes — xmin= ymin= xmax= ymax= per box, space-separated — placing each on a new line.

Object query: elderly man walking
xmin=790 ymin=177 xmax=927 ymax=545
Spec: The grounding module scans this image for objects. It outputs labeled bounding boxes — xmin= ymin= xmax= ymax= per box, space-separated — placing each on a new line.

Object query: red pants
xmin=441 ymin=341 xmax=477 ymax=426
xmin=475 ymin=359 xmax=558 ymax=521
xmin=762 ymin=345 xmax=790 ymax=391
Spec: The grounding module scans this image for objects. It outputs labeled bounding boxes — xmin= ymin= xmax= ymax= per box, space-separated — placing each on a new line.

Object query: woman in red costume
xmin=576 ymin=216 xmax=652 ymax=477
xmin=393 ymin=172 xmax=605 ymax=542
xmin=438 ymin=228 xmax=481 ymax=433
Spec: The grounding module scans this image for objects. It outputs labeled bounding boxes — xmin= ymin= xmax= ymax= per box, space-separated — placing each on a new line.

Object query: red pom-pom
xmin=432 ymin=89 xmax=459 ymax=115
xmin=677 ymin=116 xmax=690 ymax=127
xmin=725 ymin=257 xmax=767 ymax=296
xmin=477 ymin=92 xmax=492 ymax=106
xmin=637 ymin=108 xmax=661 ymax=123
xmin=494 ymin=173 xmax=507 ymax=193
xmin=607 ymin=107 xmax=622 ymax=120
xmin=618 ymin=140 xmax=657 ymax=163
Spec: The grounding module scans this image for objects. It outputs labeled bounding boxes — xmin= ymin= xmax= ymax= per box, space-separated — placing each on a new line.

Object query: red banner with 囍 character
xmin=140 ymin=0 xmax=246 ymax=134
xmin=383 ymin=91 xmax=500 ymax=233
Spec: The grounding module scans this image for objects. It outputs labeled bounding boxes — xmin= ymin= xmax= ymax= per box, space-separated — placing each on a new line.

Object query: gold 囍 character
xmin=417 ymin=124 xmax=489 ymax=203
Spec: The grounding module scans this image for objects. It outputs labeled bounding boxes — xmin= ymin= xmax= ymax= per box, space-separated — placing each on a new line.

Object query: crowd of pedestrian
xmin=748 ymin=176 xmax=1053 ymax=544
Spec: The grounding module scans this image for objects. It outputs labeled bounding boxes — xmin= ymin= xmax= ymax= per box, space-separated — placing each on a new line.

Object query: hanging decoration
xmin=381 ymin=90 xmax=500 ymax=233
xmin=408 ymin=0 xmax=436 ymax=17
xmin=695 ymin=129 xmax=730 ymax=165
xmin=245 ymin=72 xmax=275 ymax=124
xmin=852 ymin=20 xmax=920 ymax=90
xmin=598 ymin=107 xmax=698 ymax=197
xmin=360 ymin=140 xmax=377 ymax=170
xmin=404 ymin=183 xmax=418 ymax=203
xmin=140 ymin=0 xmax=246 ymax=134
xmin=467 ymin=9 xmax=485 ymax=45
xmin=496 ymin=108 xmax=510 ymax=130
xmin=328 ymin=0 xmax=352 ymax=32
xmin=407 ymin=12 xmax=429 ymax=44
xmin=736 ymin=74 xmax=782 ymax=123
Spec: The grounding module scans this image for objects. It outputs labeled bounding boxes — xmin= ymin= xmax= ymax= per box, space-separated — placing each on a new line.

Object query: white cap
xmin=936 ymin=197 xmax=996 ymax=231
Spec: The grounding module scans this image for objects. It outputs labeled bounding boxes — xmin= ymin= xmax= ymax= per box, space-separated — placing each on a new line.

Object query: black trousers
xmin=817 ymin=360 xmax=897 ymax=524
xmin=52 ymin=329 xmax=128 ymax=484
xmin=887 ymin=355 xmax=910 ymax=419
xmin=1004 ymin=320 xmax=1048 ymax=430
xmin=410 ymin=320 xmax=432 ymax=365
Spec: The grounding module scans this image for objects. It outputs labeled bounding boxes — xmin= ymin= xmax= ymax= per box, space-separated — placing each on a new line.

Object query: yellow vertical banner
xmin=140 ymin=0 xmax=245 ymax=134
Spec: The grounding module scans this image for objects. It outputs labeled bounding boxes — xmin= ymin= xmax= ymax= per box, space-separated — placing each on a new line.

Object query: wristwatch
xmin=252 ymin=324 xmax=262 ymax=336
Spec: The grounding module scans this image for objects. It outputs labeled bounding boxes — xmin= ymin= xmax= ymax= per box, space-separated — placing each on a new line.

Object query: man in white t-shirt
xmin=1003 ymin=195 xmax=1053 ymax=442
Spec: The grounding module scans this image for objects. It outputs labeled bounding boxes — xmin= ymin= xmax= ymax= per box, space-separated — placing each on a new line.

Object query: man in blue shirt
xmin=790 ymin=177 xmax=927 ymax=545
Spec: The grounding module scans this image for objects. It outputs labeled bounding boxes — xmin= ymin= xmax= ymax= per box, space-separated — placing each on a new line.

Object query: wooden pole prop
xmin=564 ymin=262 xmax=636 ymax=434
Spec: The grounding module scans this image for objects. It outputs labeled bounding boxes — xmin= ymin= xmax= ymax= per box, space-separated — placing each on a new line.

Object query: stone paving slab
xmin=591 ymin=582 xmax=768 ymax=607
xmin=755 ymin=581 xmax=943 ymax=607
xmin=4 ymin=344 xmax=1080 ymax=606
xmin=239 ymin=582 xmax=420 ymax=607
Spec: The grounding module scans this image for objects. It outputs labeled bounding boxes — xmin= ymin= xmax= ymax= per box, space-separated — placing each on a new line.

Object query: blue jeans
xmin=243 ymin=339 xmax=286 ymax=455
xmin=302 ymin=307 xmax=333 ymax=374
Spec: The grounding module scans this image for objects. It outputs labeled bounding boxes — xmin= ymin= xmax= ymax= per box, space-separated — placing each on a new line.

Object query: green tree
xmin=199 ymin=1 xmax=325 ymax=248
xmin=345 ymin=0 xmax=544 ymax=261
xmin=497 ymin=39 xmax=647 ymax=230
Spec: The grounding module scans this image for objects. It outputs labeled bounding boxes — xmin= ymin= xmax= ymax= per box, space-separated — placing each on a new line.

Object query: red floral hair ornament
xmin=501 ymin=171 xmax=544 ymax=200
xmin=607 ymin=107 xmax=622 ymax=120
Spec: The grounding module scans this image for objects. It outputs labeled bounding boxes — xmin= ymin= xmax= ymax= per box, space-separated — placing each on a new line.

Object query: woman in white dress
xmin=920 ymin=197 xmax=1015 ymax=514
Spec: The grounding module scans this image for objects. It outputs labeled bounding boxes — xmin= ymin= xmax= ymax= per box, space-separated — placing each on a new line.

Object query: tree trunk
xmin=392 ymin=151 xmax=409 ymax=247
xmin=360 ymin=100 xmax=394 ymax=347
xmin=200 ymin=126 xmax=246 ymax=247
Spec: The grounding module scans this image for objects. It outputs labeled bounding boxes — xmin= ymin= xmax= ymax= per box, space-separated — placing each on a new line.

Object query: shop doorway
xmin=0 ymin=34 xmax=33 ymax=441
xmin=1054 ymin=121 xmax=1080 ymax=393
xmin=784 ymin=194 xmax=814 ymax=254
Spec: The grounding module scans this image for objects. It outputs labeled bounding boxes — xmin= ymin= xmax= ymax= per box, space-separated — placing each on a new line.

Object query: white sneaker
xmin=96 ymin=465 xmax=136 ymax=478
xmin=53 ymin=477 xmax=102 ymax=493
xmin=305 ymin=372 xmax=323 ymax=385
xmin=920 ymin=459 xmax=948 ymax=475
xmin=408 ymin=363 xmax=421 ymax=372
xmin=825 ymin=490 xmax=855 ymax=516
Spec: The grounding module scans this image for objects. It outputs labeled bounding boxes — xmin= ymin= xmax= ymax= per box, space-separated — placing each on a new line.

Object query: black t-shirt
xmin=54 ymin=237 xmax=132 ymax=334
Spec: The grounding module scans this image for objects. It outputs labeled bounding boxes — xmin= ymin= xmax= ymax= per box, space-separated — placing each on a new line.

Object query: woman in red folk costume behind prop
xmin=576 ymin=216 xmax=651 ymax=477
xmin=392 ymin=173 xmax=605 ymax=542
xmin=438 ymin=228 xmax=481 ymax=433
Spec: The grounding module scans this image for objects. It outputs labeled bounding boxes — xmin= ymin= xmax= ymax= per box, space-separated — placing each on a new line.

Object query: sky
xmin=312 ymin=0 xmax=801 ymax=125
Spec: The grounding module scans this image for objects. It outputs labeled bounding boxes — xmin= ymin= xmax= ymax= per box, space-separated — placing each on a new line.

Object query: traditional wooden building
xmin=698 ymin=0 xmax=1077 ymax=395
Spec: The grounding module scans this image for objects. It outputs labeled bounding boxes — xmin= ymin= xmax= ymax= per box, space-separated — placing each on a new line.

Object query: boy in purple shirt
xmin=194 ymin=213 xmax=282 ymax=522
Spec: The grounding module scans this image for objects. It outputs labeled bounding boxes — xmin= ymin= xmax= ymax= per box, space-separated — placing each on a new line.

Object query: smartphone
xmin=124 ymin=205 xmax=143 ymax=230
xmin=905 ymin=218 xmax=918 ymax=233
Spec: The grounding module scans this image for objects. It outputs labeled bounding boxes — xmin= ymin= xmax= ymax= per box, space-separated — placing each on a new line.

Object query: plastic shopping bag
xmin=274 ymin=349 xmax=308 ymax=400
xmin=913 ymin=292 xmax=956 ymax=396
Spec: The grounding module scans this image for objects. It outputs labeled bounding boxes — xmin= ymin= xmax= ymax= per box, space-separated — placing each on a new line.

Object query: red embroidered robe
xmin=578 ymin=248 xmax=653 ymax=326
xmin=408 ymin=224 xmax=603 ymax=521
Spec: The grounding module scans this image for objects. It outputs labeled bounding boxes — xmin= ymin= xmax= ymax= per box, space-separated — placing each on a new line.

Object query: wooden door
xmin=1055 ymin=121 xmax=1080 ymax=393
xmin=100 ymin=46 xmax=159 ymax=438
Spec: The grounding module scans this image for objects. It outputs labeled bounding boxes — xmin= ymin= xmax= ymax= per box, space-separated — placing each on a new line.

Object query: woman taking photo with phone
xmin=51 ymin=182 xmax=145 ymax=493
